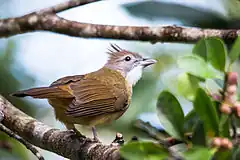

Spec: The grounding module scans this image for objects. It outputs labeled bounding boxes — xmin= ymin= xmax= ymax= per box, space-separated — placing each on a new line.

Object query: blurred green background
xmin=1 ymin=0 xmax=240 ymax=159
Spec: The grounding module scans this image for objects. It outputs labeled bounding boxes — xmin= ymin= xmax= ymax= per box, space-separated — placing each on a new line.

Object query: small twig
xmin=134 ymin=119 xmax=192 ymax=147
xmin=134 ymin=119 xmax=167 ymax=141
xmin=130 ymin=136 xmax=138 ymax=142
xmin=232 ymin=134 xmax=240 ymax=146
xmin=220 ymin=72 xmax=238 ymax=140
xmin=219 ymin=73 xmax=229 ymax=110
xmin=164 ymin=133 xmax=192 ymax=147
xmin=134 ymin=119 xmax=170 ymax=147
xmin=112 ymin=132 xmax=124 ymax=145
xmin=0 ymin=98 xmax=5 ymax=122
xmin=230 ymin=115 xmax=237 ymax=139
xmin=39 ymin=0 xmax=101 ymax=14
xmin=169 ymin=149 xmax=184 ymax=160
xmin=0 ymin=124 xmax=44 ymax=160
xmin=0 ymin=110 xmax=4 ymax=122
xmin=0 ymin=102 xmax=11 ymax=151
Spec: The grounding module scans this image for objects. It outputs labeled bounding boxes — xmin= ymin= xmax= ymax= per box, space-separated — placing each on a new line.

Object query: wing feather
xmin=51 ymin=75 xmax=84 ymax=86
xmin=65 ymin=77 xmax=125 ymax=117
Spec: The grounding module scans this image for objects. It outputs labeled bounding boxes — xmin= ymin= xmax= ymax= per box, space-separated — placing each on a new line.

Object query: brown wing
xmin=31 ymin=74 xmax=85 ymax=98
xmin=51 ymin=75 xmax=84 ymax=86
xmin=12 ymin=75 xmax=84 ymax=99
xmin=65 ymin=77 xmax=128 ymax=117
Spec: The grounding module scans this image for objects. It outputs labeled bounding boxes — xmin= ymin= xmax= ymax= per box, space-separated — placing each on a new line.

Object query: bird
xmin=11 ymin=44 xmax=157 ymax=141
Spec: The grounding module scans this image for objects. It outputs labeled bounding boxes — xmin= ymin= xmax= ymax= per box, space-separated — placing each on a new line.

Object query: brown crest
xmin=106 ymin=44 xmax=142 ymax=59
xmin=107 ymin=44 xmax=123 ymax=54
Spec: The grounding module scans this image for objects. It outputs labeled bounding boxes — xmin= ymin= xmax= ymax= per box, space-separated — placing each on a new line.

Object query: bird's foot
xmin=69 ymin=128 xmax=86 ymax=139
xmin=93 ymin=136 xmax=101 ymax=142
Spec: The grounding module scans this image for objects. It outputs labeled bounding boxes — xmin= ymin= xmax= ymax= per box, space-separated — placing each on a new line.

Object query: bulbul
xmin=12 ymin=44 xmax=157 ymax=140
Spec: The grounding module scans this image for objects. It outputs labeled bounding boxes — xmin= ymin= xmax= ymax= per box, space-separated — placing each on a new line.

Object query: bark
xmin=0 ymin=95 xmax=120 ymax=160
xmin=0 ymin=1 xmax=239 ymax=43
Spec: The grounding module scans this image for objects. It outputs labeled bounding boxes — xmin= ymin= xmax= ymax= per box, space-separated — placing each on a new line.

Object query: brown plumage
xmin=12 ymin=44 xmax=156 ymax=140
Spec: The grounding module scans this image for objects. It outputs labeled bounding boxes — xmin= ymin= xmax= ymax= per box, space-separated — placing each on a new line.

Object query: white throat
xmin=126 ymin=66 xmax=143 ymax=86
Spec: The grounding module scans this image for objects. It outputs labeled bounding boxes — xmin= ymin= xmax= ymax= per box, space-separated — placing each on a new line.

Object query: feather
xmin=11 ymin=86 xmax=73 ymax=98
xmin=126 ymin=65 xmax=143 ymax=86
xmin=66 ymin=68 xmax=129 ymax=118
xmin=12 ymin=75 xmax=84 ymax=99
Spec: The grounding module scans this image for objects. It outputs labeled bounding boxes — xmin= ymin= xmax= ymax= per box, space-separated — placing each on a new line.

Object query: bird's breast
xmin=126 ymin=66 xmax=143 ymax=86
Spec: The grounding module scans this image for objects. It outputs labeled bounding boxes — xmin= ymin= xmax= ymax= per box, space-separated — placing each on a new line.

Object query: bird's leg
xmin=72 ymin=127 xmax=86 ymax=138
xmin=66 ymin=123 xmax=86 ymax=138
xmin=92 ymin=126 xmax=100 ymax=142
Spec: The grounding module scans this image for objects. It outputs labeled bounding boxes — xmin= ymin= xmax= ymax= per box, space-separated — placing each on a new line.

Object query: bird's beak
xmin=140 ymin=58 xmax=157 ymax=68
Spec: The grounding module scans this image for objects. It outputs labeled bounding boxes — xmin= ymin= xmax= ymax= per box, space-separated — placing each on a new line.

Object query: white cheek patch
xmin=126 ymin=66 xmax=143 ymax=86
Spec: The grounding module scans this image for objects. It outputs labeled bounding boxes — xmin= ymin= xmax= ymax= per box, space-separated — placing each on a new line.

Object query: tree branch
xmin=38 ymin=0 xmax=101 ymax=14
xmin=0 ymin=95 xmax=120 ymax=160
xmin=134 ymin=119 xmax=192 ymax=147
xmin=1 ymin=12 xmax=239 ymax=43
xmin=0 ymin=0 xmax=239 ymax=43
xmin=134 ymin=119 xmax=167 ymax=141
xmin=0 ymin=123 xmax=44 ymax=160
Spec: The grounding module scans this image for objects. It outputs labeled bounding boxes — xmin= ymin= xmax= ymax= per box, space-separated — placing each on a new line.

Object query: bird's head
xmin=104 ymin=44 xmax=157 ymax=86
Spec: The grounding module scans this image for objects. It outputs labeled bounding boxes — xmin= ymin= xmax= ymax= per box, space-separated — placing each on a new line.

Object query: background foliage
xmin=1 ymin=0 xmax=240 ymax=159
xmin=121 ymin=37 xmax=240 ymax=160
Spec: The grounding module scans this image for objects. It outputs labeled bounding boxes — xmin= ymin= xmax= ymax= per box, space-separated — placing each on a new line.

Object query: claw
xmin=68 ymin=128 xmax=86 ymax=139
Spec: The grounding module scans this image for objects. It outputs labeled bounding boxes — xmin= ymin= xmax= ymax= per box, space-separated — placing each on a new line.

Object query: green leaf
xmin=229 ymin=36 xmax=240 ymax=64
xmin=120 ymin=142 xmax=168 ymax=160
xmin=206 ymin=79 xmax=223 ymax=95
xmin=192 ymin=121 xmax=207 ymax=146
xmin=157 ymin=91 xmax=184 ymax=140
xmin=214 ymin=78 xmax=224 ymax=88
xmin=219 ymin=115 xmax=230 ymax=138
xmin=183 ymin=147 xmax=213 ymax=160
xmin=0 ymin=133 xmax=29 ymax=160
xmin=184 ymin=110 xmax=199 ymax=132
xmin=193 ymin=88 xmax=219 ymax=136
xmin=177 ymin=73 xmax=200 ymax=101
xmin=205 ymin=37 xmax=226 ymax=72
xmin=232 ymin=147 xmax=240 ymax=160
xmin=177 ymin=55 xmax=218 ymax=79
xmin=192 ymin=37 xmax=227 ymax=72
xmin=234 ymin=115 xmax=240 ymax=128
xmin=214 ymin=149 xmax=232 ymax=160
xmin=193 ymin=38 xmax=207 ymax=61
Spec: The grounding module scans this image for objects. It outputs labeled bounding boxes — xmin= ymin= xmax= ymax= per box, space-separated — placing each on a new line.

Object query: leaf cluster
xmin=120 ymin=37 xmax=240 ymax=160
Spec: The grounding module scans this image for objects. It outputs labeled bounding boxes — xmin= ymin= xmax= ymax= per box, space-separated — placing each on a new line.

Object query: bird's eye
xmin=125 ymin=56 xmax=131 ymax=61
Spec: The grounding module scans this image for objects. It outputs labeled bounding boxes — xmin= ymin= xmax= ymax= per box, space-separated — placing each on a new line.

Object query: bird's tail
xmin=11 ymin=86 xmax=71 ymax=99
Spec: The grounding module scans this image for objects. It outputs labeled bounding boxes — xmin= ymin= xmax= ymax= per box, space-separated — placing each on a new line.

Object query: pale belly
xmin=48 ymin=98 xmax=128 ymax=127
xmin=71 ymin=109 xmax=127 ymax=126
